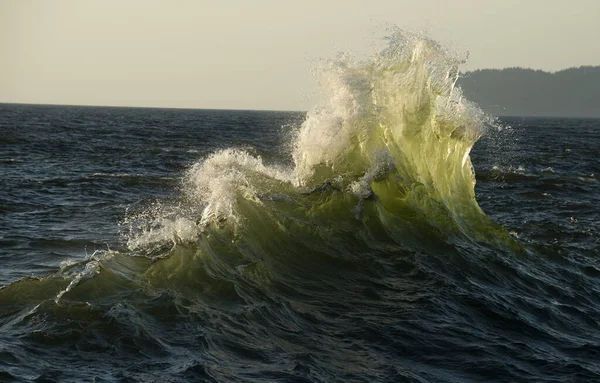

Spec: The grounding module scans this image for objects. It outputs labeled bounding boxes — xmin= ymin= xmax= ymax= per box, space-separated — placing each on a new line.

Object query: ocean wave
xmin=121 ymin=30 xmax=515 ymax=258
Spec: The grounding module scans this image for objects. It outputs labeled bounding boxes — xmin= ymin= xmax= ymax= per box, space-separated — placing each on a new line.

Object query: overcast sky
xmin=1 ymin=0 xmax=599 ymax=110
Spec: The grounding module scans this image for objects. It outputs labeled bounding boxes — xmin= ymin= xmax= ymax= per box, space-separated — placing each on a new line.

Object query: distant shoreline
xmin=458 ymin=66 xmax=600 ymax=118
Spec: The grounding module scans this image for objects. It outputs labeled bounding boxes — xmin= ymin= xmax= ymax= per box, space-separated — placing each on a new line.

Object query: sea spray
xmin=122 ymin=30 xmax=509 ymax=253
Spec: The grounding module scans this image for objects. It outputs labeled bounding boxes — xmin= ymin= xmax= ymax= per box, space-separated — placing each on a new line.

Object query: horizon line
xmin=2 ymin=102 xmax=599 ymax=119
xmin=0 ymin=101 xmax=307 ymax=114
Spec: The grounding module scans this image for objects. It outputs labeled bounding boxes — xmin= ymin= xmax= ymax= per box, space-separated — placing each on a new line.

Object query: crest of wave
xmin=183 ymin=149 xmax=294 ymax=226
xmin=123 ymin=29 xmax=501 ymax=251
xmin=293 ymin=30 xmax=487 ymax=186
xmin=123 ymin=149 xmax=295 ymax=251
xmin=289 ymin=29 xmax=502 ymax=241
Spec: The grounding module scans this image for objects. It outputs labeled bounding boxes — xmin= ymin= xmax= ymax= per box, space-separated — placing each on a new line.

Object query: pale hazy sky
xmin=1 ymin=0 xmax=599 ymax=110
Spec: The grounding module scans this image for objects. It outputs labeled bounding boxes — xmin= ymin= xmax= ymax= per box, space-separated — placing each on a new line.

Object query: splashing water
xmin=122 ymin=30 xmax=509 ymax=252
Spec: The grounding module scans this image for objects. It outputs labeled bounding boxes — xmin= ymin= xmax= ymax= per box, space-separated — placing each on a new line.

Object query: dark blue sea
xmin=1 ymin=102 xmax=599 ymax=383
xmin=1 ymin=34 xmax=600 ymax=382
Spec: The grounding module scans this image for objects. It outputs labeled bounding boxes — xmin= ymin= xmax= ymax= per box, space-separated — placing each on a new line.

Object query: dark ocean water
xmin=1 ymin=103 xmax=599 ymax=382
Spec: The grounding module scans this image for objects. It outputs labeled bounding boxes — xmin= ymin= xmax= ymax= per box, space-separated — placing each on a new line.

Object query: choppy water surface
xmin=1 ymin=34 xmax=599 ymax=382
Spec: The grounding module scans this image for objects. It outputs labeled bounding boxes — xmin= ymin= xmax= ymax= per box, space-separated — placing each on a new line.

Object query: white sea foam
xmin=184 ymin=149 xmax=294 ymax=226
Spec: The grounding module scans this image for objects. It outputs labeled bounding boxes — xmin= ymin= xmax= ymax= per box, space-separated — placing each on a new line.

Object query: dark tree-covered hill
xmin=457 ymin=66 xmax=600 ymax=117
